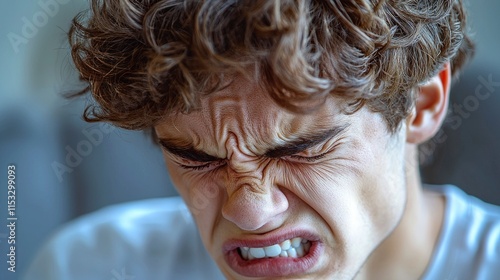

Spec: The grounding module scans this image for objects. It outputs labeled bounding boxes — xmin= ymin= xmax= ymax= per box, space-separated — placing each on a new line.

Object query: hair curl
xmin=69 ymin=0 xmax=474 ymax=132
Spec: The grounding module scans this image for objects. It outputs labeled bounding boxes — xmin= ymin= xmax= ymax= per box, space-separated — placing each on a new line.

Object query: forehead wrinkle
xmin=156 ymin=111 xmax=217 ymax=160
xmin=174 ymin=77 xmax=349 ymax=158
xmin=162 ymin=95 xmax=347 ymax=160
xmin=168 ymin=112 xmax=208 ymax=150
xmin=283 ymin=112 xmax=342 ymax=140
xmin=207 ymin=96 xmax=229 ymax=150
xmin=206 ymin=93 xmax=254 ymax=157
xmin=204 ymin=83 xmax=283 ymax=157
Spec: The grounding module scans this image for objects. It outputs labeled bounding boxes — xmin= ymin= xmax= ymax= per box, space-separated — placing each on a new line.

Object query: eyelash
xmin=287 ymin=152 xmax=329 ymax=162
xmin=175 ymin=143 xmax=337 ymax=171
xmin=179 ymin=160 xmax=226 ymax=171
xmin=179 ymin=152 xmax=329 ymax=171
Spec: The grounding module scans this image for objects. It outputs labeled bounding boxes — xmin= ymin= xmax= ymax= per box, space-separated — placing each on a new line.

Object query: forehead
xmin=155 ymin=76 xmax=349 ymax=154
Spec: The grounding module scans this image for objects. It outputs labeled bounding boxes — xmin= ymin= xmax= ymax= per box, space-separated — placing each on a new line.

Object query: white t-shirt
xmin=23 ymin=197 xmax=224 ymax=280
xmin=421 ymin=185 xmax=500 ymax=280
xmin=24 ymin=185 xmax=500 ymax=280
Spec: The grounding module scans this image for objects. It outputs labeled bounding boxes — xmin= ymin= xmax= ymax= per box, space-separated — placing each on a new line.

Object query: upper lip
xmin=222 ymin=229 xmax=321 ymax=253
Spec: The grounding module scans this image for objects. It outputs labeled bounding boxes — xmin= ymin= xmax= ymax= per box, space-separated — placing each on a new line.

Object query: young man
xmin=40 ymin=0 xmax=497 ymax=279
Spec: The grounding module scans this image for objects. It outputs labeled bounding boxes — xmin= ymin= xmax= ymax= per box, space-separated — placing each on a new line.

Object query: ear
xmin=406 ymin=63 xmax=451 ymax=144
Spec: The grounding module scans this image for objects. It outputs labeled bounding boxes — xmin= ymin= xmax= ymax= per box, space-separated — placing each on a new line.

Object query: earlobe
xmin=406 ymin=63 xmax=451 ymax=144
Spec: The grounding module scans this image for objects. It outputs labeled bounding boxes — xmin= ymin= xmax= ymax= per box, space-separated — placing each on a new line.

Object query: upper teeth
xmin=239 ymin=237 xmax=311 ymax=260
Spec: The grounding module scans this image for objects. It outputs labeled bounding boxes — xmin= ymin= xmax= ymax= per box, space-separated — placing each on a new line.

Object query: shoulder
xmin=24 ymin=197 xmax=223 ymax=280
xmin=422 ymin=185 xmax=500 ymax=280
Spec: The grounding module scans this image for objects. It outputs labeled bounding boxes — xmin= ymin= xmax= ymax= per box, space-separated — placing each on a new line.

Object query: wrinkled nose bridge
xmin=227 ymin=153 xmax=262 ymax=176
xmin=232 ymin=180 xmax=267 ymax=196
xmin=221 ymin=154 xmax=290 ymax=230
xmin=224 ymin=133 xmax=262 ymax=176
xmin=223 ymin=162 xmax=268 ymax=200
xmin=225 ymin=149 xmax=269 ymax=196
xmin=221 ymin=134 xmax=290 ymax=230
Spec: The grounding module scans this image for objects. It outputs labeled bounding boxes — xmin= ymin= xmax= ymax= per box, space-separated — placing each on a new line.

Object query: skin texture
xmin=154 ymin=67 xmax=449 ymax=279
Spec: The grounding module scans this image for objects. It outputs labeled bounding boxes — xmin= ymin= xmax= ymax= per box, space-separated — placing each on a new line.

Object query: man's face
xmin=155 ymin=76 xmax=408 ymax=279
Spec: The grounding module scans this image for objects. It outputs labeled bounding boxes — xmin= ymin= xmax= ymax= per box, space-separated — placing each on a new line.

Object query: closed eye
xmin=283 ymin=138 xmax=344 ymax=163
xmin=178 ymin=160 xmax=226 ymax=171
xmin=287 ymin=152 xmax=329 ymax=162
xmin=157 ymin=139 xmax=227 ymax=171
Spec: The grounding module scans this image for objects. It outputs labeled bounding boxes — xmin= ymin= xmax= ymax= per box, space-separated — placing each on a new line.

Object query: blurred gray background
xmin=0 ymin=1 xmax=498 ymax=279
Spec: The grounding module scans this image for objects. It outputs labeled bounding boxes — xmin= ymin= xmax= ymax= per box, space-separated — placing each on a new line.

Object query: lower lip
xmin=224 ymin=242 xmax=323 ymax=278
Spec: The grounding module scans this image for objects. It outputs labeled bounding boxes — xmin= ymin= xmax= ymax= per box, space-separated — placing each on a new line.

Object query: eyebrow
xmin=158 ymin=140 xmax=222 ymax=162
xmin=157 ymin=124 xmax=349 ymax=162
xmin=264 ymin=125 xmax=349 ymax=158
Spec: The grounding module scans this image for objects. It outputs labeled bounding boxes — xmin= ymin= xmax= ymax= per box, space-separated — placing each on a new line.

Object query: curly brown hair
xmin=69 ymin=0 xmax=474 ymax=132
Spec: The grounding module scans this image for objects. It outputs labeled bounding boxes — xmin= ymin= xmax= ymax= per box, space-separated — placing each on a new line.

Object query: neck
xmin=355 ymin=144 xmax=445 ymax=280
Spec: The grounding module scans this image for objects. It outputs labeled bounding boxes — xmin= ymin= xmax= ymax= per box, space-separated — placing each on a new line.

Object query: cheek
xmin=358 ymin=167 xmax=407 ymax=236
xmin=351 ymin=138 xmax=407 ymax=235
xmin=279 ymin=138 xmax=406 ymax=245
xmin=345 ymin=145 xmax=407 ymax=259
xmin=166 ymin=161 xmax=224 ymax=243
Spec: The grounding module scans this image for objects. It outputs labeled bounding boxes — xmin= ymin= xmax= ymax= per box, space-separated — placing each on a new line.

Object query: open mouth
xmin=223 ymin=232 xmax=322 ymax=277
xmin=238 ymin=237 xmax=312 ymax=260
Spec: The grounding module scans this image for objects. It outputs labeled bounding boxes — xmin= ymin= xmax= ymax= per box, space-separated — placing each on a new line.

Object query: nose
xmin=222 ymin=180 xmax=289 ymax=231
xmin=221 ymin=135 xmax=288 ymax=231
